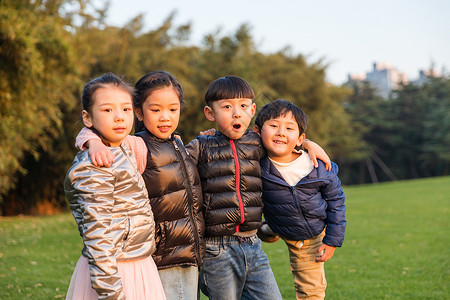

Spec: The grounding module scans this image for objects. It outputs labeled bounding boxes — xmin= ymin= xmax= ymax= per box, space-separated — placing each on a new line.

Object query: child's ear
xmin=250 ymin=102 xmax=256 ymax=117
xmin=296 ymin=133 xmax=306 ymax=147
xmin=253 ymin=125 xmax=261 ymax=136
xmin=135 ymin=108 xmax=144 ymax=121
xmin=204 ymin=105 xmax=216 ymax=122
xmin=82 ymin=110 xmax=93 ymax=128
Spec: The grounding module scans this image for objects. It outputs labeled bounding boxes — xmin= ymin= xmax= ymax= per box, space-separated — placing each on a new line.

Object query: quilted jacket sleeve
xmin=68 ymin=161 xmax=125 ymax=299
xmin=321 ymin=163 xmax=346 ymax=247
xmin=185 ymin=138 xmax=200 ymax=165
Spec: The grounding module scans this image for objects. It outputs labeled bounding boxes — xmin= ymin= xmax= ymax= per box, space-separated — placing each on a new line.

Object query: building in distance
xmin=347 ymin=62 xmax=408 ymax=99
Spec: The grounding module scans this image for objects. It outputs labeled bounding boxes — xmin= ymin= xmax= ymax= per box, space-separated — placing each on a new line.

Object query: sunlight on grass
xmin=263 ymin=176 xmax=449 ymax=299
xmin=0 ymin=215 xmax=82 ymax=299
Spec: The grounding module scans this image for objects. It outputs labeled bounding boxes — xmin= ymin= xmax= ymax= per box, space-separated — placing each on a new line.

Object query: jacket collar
xmin=260 ymin=156 xmax=288 ymax=185
xmin=261 ymin=156 xmax=322 ymax=186
xmin=216 ymin=129 xmax=250 ymax=140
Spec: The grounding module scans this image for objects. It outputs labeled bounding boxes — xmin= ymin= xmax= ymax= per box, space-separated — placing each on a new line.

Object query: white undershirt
xmin=269 ymin=151 xmax=315 ymax=186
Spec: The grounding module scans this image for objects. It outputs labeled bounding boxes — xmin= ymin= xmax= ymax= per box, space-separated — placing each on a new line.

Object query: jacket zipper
xmin=120 ymin=145 xmax=139 ymax=175
xmin=230 ymin=139 xmax=245 ymax=232
xmin=120 ymin=145 xmax=137 ymax=249
xmin=289 ymin=183 xmax=313 ymax=238
xmin=172 ymin=140 xmax=201 ymax=264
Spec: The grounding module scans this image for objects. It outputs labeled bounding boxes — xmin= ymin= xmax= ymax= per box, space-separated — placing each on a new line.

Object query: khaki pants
xmin=283 ymin=230 xmax=327 ymax=300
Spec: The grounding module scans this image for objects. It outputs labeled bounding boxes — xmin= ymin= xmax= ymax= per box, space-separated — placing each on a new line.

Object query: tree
xmin=420 ymin=77 xmax=450 ymax=175
xmin=342 ymin=76 xmax=450 ymax=184
xmin=387 ymin=77 xmax=450 ymax=178
xmin=339 ymin=81 xmax=392 ymax=184
xmin=0 ymin=4 xmax=370 ymax=214
xmin=0 ymin=0 xmax=79 ymax=213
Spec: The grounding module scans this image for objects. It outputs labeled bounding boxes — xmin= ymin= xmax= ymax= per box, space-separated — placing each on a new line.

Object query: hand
xmin=200 ymin=128 xmax=216 ymax=136
xmin=303 ymin=140 xmax=331 ymax=171
xmin=315 ymin=243 xmax=336 ymax=262
xmin=87 ymin=139 xmax=114 ymax=167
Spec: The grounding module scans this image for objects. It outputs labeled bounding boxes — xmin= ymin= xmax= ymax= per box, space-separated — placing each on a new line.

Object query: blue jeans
xmin=199 ymin=235 xmax=282 ymax=300
xmin=158 ymin=265 xmax=199 ymax=300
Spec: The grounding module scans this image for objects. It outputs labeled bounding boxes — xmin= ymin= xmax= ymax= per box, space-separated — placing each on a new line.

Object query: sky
xmin=105 ymin=0 xmax=450 ymax=85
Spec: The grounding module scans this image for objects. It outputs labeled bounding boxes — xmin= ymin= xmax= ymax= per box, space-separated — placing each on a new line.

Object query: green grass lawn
xmin=1 ymin=176 xmax=449 ymax=299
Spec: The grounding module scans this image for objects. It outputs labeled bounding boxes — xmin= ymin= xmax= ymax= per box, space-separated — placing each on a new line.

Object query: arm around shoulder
xmin=75 ymin=127 xmax=101 ymax=150
xmin=124 ymin=135 xmax=147 ymax=174
xmin=303 ymin=139 xmax=331 ymax=170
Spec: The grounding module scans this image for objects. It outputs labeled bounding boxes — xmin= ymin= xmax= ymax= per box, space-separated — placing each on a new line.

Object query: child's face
xmin=136 ymin=87 xmax=181 ymax=139
xmin=258 ymin=111 xmax=305 ymax=163
xmin=204 ymin=98 xmax=256 ymax=140
xmin=82 ymin=86 xmax=134 ymax=147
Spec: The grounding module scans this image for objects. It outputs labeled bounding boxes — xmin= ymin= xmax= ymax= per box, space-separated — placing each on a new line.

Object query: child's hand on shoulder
xmin=303 ymin=140 xmax=331 ymax=171
xmin=315 ymin=243 xmax=336 ymax=262
xmin=200 ymin=128 xmax=216 ymax=136
xmin=88 ymin=139 xmax=114 ymax=167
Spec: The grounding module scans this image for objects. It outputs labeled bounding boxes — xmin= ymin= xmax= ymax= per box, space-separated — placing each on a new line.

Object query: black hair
xmin=134 ymin=71 xmax=183 ymax=132
xmin=255 ymin=99 xmax=308 ymax=135
xmin=81 ymin=72 xmax=134 ymax=114
xmin=204 ymin=75 xmax=254 ymax=106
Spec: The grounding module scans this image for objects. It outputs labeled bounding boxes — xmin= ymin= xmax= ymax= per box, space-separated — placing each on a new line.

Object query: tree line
xmin=1 ymin=0 xmax=448 ymax=215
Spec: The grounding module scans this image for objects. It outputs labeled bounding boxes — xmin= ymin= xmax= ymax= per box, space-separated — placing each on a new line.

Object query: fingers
xmin=311 ymin=155 xmax=319 ymax=168
xmin=315 ymin=244 xmax=335 ymax=262
xmin=91 ymin=155 xmax=100 ymax=167
xmin=105 ymin=152 xmax=114 ymax=167
xmin=315 ymin=254 xmax=328 ymax=262
xmin=317 ymin=244 xmax=326 ymax=253
xmin=200 ymin=128 xmax=216 ymax=135
xmin=91 ymin=152 xmax=113 ymax=167
xmin=320 ymin=152 xmax=331 ymax=171
xmin=315 ymin=249 xmax=329 ymax=262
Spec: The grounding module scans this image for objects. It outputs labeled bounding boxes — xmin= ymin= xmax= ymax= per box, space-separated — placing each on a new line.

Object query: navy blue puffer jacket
xmin=260 ymin=157 xmax=346 ymax=247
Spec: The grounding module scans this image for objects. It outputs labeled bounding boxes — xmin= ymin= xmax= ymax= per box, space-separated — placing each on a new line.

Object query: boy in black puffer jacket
xmin=254 ymin=99 xmax=346 ymax=300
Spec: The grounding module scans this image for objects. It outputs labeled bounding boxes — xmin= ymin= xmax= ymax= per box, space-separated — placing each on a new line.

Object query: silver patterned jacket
xmin=64 ymin=145 xmax=156 ymax=300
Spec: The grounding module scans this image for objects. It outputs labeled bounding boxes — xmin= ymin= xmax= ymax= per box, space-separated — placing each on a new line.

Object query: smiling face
xmin=204 ymin=98 xmax=256 ymax=140
xmin=135 ymin=87 xmax=181 ymax=139
xmin=258 ymin=111 xmax=305 ymax=163
xmin=82 ymin=85 xmax=134 ymax=147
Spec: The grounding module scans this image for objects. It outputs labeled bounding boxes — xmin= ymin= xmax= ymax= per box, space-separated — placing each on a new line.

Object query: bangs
xmin=205 ymin=76 xmax=254 ymax=105
xmin=255 ymin=99 xmax=308 ymax=134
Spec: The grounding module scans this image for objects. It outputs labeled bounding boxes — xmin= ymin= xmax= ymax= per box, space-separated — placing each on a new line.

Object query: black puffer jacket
xmin=136 ymin=130 xmax=205 ymax=270
xmin=187 ymin=130 xmax=264 ymax=237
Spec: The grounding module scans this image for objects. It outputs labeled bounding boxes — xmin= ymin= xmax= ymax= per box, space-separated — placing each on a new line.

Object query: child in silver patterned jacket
xmin=64 ymin=73 xmax=165 ymax=300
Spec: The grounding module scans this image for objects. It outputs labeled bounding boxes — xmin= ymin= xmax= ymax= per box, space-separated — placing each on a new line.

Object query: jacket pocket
xmin=122 ymin=218 xmax=131 ymax=248
xmin=122 ymin=215 xmax=153 ymax=252
xmin=110 ymin=216 xmax=129 ymax=250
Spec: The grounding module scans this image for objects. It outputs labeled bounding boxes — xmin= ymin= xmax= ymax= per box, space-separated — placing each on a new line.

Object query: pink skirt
xmin=66 ymin=255 xmax=166 ymax=300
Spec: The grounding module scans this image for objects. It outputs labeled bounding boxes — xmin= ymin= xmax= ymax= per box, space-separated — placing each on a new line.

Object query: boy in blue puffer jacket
xmin=254 ymin=99 xmax=346 ymax=300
